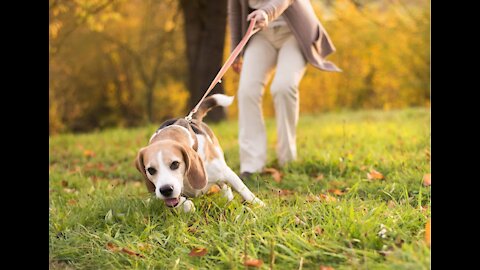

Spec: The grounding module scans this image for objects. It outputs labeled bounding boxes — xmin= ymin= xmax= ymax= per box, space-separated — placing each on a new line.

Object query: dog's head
xmin=135 ymin=140 xmax=207 ymax=207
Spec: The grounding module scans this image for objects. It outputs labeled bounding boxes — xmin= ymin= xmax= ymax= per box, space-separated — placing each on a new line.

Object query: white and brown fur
xmin=135 ymin=94 xmax=264 ymax=212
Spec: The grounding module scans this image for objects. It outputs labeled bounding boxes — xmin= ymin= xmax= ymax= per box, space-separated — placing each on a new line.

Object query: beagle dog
xmin=135 ymin=94 xmax=264 ymax=212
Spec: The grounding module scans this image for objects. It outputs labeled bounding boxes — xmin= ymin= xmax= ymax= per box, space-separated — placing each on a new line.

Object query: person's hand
xmin=247 ymin=10 xmax=269 ymax=29
xmin=232 ymin=57 xmax=243 ymax=74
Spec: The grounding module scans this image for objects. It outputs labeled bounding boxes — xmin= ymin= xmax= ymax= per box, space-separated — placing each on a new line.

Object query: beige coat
xmin=228 ymin=0 xmax=341 ymax=72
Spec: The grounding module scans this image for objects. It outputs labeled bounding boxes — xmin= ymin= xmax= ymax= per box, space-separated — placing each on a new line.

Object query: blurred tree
xmin=179 ymin=0 xmax=227 ymax=122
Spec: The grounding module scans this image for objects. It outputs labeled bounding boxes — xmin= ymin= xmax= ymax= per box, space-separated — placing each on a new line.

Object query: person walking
xmin=228 ymin=0 xmax=341 ymax=179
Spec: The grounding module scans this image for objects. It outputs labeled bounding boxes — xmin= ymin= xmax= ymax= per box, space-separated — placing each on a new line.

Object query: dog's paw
xmin=182 ymin=200 xmax=195 ymax=213
xmin=221 ymin=184 xmax=234 ymax=202
xmin=250 ymin=197 xmax=265 ymax=207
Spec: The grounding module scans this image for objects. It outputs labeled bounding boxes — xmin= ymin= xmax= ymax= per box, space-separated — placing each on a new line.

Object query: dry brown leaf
xmin=425 ymin=218 xmax=431 ymax=247
xmin=137 ymin=243 xmax=152 ymax=252
xmin=121 ymin=247 xmax=145 ymax=258
xmin=328 ymin=189 xmax=345 ymax=196
xmin=207 ymin=184 xmax=221 ymax=194
xmin=67 ymin=199 xmax=77 ymax=205
xmin=244 ymin=259 xmax=263 ymax=267
xmin=360 ymin=166 xmax=368 ymax=171
xmin=83 ymin=149 xmax=96 ymax=158
xmin=367 ymin=169 xmax=384 ymax=180
xmin=61 ymin=180 xmax=68 ymax=187
xmin=131 ymin=182 xmax=142 ymax=188
xmin=425 ymin=149 xmax=431 ymax=161
xmin=188 ymin=247 xmax=207 ymax=257
xmin=320 ymin=194 xmax=337 ymax=202
xmin=187 ymin=226 xmax=198 ymax=234
xmin=387 ymin=200 xmax=396 ymax=209
xmin=294 ymin=216 xmax=307 ymax=226
xmin=314 ymin=226 xmax=324 ymax=235
xmin=423 ymin=174 xmax=431 ymax=186
xmin=320 ymin=266 xmax=335 ymax=270
xmin=106 ymin=242 xmax=118 ymax=252
xmin=315 ymin=174 xmax=324 ymax=181
xmin=278 ymin=189 xmax=294 ymax=196
xmin=263 ymin=168 xmax=282 ymax=183
xmin=63 ymin=188 xmax=77 ymax=193
xmin=306 ymin=195 xmax=320 ymax=202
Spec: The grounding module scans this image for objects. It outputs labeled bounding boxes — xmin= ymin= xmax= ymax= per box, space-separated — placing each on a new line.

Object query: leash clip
xmin=185 ymin=111 xmax=194 ymax=122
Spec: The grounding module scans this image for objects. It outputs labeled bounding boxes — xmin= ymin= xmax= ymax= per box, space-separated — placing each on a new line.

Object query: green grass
xmin=49 ymin=108 xmax=431 ymax=269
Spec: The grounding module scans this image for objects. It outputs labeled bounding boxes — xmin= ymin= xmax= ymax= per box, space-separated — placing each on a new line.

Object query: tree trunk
xmin=180 ymin=0 xmax=227 ymax=122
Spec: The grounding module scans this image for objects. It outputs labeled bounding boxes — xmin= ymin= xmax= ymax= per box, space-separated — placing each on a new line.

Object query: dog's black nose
xmin=159 ymin=185 xmax=174 ymax=196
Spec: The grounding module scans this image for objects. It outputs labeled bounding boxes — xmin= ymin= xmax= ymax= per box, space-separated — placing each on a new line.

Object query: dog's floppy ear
xmin=179 ymin=144 xmax=207 ymax=190
xmin=135 ymin=147 xmax=155 ymax=193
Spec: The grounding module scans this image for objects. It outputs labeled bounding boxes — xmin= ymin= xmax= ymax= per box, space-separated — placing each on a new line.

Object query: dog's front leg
xmin=174 ymin=196 xmax=195 ymax=213
xmin=223 ymin=167 xmax=265 ymax=207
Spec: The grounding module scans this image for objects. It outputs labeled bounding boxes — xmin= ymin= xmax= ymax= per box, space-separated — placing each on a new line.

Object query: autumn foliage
xmin=49 ymin=0 xmax=430 ymax=134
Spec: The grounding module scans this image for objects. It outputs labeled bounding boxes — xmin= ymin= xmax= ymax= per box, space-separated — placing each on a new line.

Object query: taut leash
xmin=185 ymin=18 xmax=260 ymax=122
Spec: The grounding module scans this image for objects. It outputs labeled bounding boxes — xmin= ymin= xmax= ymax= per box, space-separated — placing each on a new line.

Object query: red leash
xmin=185 ymin=18 xmax=260 ymax=122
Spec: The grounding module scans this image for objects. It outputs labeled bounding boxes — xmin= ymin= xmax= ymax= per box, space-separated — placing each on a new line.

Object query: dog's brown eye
xmin=170 ymin=161 xmax=180 ymax=170
xmin=147 ymin=167 xmax=157 ymax=175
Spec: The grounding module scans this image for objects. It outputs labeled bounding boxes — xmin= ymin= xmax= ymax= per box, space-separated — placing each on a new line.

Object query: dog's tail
xmin=192 ymin=94 xmax=234 ymax=121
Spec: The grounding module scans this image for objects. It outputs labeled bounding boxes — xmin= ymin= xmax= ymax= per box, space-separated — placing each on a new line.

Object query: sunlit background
xmin=49 ymin=0 xmax=430 ymax=134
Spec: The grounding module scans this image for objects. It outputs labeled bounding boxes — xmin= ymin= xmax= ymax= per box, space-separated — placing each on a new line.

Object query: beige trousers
xmin=238 ymin=25 xmax=307 ymax=173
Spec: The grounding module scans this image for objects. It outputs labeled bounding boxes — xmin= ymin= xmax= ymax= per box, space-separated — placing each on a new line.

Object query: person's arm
xmin=228 ymin=0 xmax=242 ymax=53
xmin=247 ymin=0 xmax=294 ymax=29
xmin=258 ymin=0 xmax=294 ymax=24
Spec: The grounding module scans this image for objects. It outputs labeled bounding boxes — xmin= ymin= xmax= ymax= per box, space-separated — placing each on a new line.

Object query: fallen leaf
xmin=327 ymin=189 xmax=344 ymax=196
xmin=423 ymin=174 xmax=431 ymax=186
xmin=244 ymin=259 xmax=263 ymax=267
xmin=367 ymin=169 xmax=384 ymax=180
xmin=294 ymin=216 xmax=307 ymax=226
xmin=319 ymin=266 xmax=335 ymax=270
xmin=67 ymin=199 xmax=77 ymax=205
xmin=425 ymin=149 xmax=431 ymax=161
xmin=132 ymin=182 xmax=142 ymax=187
xmin=63 ymin=188 xmax=77 ymax=193
xmin=188 ymin=247 xmax=207 ymax=257
xmin=425 ymin=218 xmax=431 ymax=247
xmin=277 ymin=189 xmax=294 ymax=196
xmin=207 ymin=184 xmax=221 ymax=194
xmin=121 ymin=247 xmax=145 ymax=258
xmin=137 ymin=243 xmax=152 ymax=251
xmin=83 ymin=149 xmax=96 ymax=158
xmin=320 ymin=194 xmax=337 ymax=202
xmin=187 ymin=226 xmax=198 ymax=234
xmin=360 ymin=166 xmax=368 ymax=171
xmin=61 ymin=180 xmax=68 ymax=187
xmin=314 ymin=226 xmax=324 ymax=235
xmin=263 ymin=168 xmax=282 ymax=183
xmin=387 ymin=200 xmax=396 ymax=209
xmin=106 ymin=242 xmax=118 ymax=252
xmin=306 ymin=195 xmax=320 ymax=202
xmin=315 ymin=174 xmax=324 ymax=181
